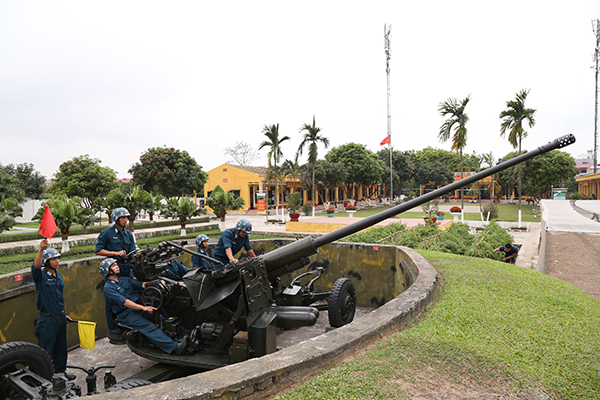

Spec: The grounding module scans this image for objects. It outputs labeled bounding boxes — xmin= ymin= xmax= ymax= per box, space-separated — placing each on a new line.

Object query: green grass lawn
xmin=317 ymin=203 xmax=538 ymax=223
xmin=275 ymin=251 xmax=600 ymax=399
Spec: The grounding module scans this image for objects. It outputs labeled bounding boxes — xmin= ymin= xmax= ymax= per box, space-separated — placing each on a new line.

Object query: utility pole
xmin=593 ymin=19 xmax=600 ymax=173
xmin=384 ymin=24 xmax=393 ymax=200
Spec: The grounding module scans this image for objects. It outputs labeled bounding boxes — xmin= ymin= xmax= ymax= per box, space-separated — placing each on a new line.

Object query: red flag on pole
xmin=380 ymin=135 xmax=391 ymax=145
xmin=39 ymin=204 xmax=57 ymax=239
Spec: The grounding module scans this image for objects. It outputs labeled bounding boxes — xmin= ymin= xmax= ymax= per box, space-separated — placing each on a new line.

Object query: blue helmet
xmin=99 ymin=258 xmax=117 ymax=277
xmin=111 ymin=207 xmax=130 ymax=223
xmin=235 ymin=219 xmax=252 ymax=234
xmin=42 ymin=248 xmax=61 ymax=266
xmin=195 ymin=234 xmax=209 ymax=247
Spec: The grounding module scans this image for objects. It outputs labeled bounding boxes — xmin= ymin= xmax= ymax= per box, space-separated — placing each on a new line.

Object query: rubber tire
xmin=105 ymin=378 xmax=152 ymax=392
xmin=328 ymin=278 xmax=357 ymax=328
xmin=0 ymin=341 xmax=54 ymax=381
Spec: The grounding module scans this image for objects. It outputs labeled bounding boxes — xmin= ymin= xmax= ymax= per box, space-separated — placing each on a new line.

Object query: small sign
xmin=372 ymin=246 xmax=380 ymax=251
xmin=223 ymin=178 xmax=228 ymax=183
xmin=14 ymin=274 xmax=23 ymax=282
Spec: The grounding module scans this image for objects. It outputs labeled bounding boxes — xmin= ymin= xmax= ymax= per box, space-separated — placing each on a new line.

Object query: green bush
xmin=482 ymin=203 xmax=499 ymax=220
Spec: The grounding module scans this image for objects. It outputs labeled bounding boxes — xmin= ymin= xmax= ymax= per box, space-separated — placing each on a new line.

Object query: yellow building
xmin=576 ymin=172 xmax=600 ymax=198
xmin=204 ymin=164 xmax=383 ymax=210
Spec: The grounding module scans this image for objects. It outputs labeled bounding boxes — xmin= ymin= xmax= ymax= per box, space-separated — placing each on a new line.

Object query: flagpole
xmin=384 ymin=24 xmax=392 ymax=201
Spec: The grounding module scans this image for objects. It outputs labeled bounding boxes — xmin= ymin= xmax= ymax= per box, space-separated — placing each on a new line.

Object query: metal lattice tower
xmin=593 ymin=19 xmax=599 ymax=173
xmin=384 ymin=24 xmax=392 ymax=199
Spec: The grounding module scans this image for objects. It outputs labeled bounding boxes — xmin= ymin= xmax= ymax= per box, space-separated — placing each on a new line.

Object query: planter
xmin=450 ymin=212 xmax=461 ymax=223
xmin=327 ymin=213 xmax=335 ymax=218
xmin=347 ymin=210 xmax=356 ymax=218
xmin=437 ymin=214 xmax=445 ymax=220
xmin=423 ymin=216 xmax=437 ymax=224
xmin=289 ymin=212 xmax=300 ymax=222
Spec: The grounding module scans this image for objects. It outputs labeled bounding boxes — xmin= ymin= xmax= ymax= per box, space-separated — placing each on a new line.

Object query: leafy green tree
xmin=163 ymin=197 xmax=206 ymax=236
xmin=0 ymin=197 xmax=23 ymax=233
xmin=49 ymin=155 xmax=117 ymax=208
xmin=438 ymin=95 xmax=471 ymax=210
xmin=105 ymin=185 xmax=153 ymax=232
xmin=33 ymin=195 xmax=99 ymax=252
xmin=377 ymin=149 xmax=414 ymax=197
xmin=298 ymin=116 xmax=329 ymax=207
xmin=3 ymin=163 xmax=46 ymax=199
xmin=522 ymin=150 xmax=578 ymax=202
xmin=412 ymin=161 xmax=454 ymax=189
xmin=500 ymin=89 xmax=536 ymax=213
xmin=129 ymin=147 xmax=208 ymax=198
xmin=497 ymin=151 xmax=520 ymax=199
xmin=325 ymin=143 xmax=383 ymax=200
xmin=205 ymin=185 xmax=245 ymax=231
xmin=314 ymin=160 xmax=348 ymax=203
xmin=409 ymin=147 xmax=461 ymax=173
xmin=0 ymin=166 xmax=26 ymax=204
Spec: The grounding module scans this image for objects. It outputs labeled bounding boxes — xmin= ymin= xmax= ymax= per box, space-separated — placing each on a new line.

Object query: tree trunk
xmin=460 ymin=148 xmax=464 ymax=212
xmin=128 ymin=216 xmax=135 ymax=232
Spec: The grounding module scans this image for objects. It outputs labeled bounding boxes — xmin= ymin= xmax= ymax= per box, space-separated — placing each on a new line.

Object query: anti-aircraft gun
xmin=122 ymin=134 xmax=576 ymax=370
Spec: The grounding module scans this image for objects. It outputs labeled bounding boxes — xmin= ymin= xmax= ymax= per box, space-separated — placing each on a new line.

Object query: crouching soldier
xmin=99 ymin=258 xmax=187 ymax=355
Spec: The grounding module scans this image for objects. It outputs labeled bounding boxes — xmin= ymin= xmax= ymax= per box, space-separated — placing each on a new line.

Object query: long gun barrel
xmin=262 ymin=134 xmax=575 ymax=276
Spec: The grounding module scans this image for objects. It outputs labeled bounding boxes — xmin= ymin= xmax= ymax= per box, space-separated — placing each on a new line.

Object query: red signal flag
xmin=38 ymin=204 xmax=57 ymax=239
xmin=380 ymin=135 xmax=391 ymax=145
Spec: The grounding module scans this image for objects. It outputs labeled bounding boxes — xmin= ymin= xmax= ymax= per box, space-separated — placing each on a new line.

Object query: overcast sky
xmin=1 ymin=1 xmax=599 ymax=180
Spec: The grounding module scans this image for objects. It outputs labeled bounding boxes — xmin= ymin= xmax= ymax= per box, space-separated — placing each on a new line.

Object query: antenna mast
xmin=384 ymin=24 xmax=393 ymax=200
xmin=593 ymin=19 xmax=599 ymax=173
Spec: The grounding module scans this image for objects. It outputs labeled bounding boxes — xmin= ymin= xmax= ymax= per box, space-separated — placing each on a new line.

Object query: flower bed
xmin=345 ymin=204 xmax=356 ymax=211
xmin=450 ymin=206 xmax=462 ymax=213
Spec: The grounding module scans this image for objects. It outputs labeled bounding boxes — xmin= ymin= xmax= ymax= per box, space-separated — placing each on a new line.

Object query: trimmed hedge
xmin=0 ymin=223 xmax=217 ymax=257
xmin=1 ymin=217 xmax=210 ymax=244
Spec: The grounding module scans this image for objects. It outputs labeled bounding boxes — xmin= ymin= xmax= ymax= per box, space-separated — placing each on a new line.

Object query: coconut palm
xmin=33 ymin=194 xmax=98 ymax=252
xmin=500 ymin=89 xmax=536 ymax=216
xmin=163 ymin=196 xmax=206 ymax=236
xmin=298 ymin=116 xmax=329 ymax=213
xmin=260 ymin=124 xmax=290 ymax=209
xmin=282 ymin=152 xmax=304 ymax=194
xmin=259 ymin=124 xmax=290 ymax=168
xmin=438 ymin=95 xmax=471 ymax=210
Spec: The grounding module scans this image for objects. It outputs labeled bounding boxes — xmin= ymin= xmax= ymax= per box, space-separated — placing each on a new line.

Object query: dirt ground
xmin=544 ymin=231 xmax=600 ymax=301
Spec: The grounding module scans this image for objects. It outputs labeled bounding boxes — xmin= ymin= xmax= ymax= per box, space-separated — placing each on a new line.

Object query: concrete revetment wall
xmin=0 ymin=240 xmax=437 ymax=399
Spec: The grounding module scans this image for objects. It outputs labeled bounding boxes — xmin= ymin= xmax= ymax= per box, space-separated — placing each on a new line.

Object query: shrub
xmin=482 ymin=203 xmax=499 ymax=220
xmin=326 ymin=207 xmax=335 ymax=213
xmin=302 ymin=202 xmax=313 ymax=216
xmin=450 ymin=206 xmax=461 ymax=213
xmin=345 ymin=204 xmax=356 ymax=211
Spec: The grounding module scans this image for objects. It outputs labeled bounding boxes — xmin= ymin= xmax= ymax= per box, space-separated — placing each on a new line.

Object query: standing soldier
xmin=95 ymin=207 xmax=137 ymax=343
xmin=32 ymin=239 xmax=74 ymax=380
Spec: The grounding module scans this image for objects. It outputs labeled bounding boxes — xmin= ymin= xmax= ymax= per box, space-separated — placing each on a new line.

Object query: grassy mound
xmin=275 ymin=251 xmax=600 ymax=399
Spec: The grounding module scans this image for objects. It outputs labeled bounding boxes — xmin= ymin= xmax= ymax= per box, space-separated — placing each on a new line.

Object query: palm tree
xmin=282 ymin=152 xmax=304 ymax=194
xmin=298 ymin=116 xmax=329 ymax=214
xmin=259 ymin=124 xmax=290 ymax=168
xmin=438 ymin=95 xmax=471 ymax=211
xmin=500 ymin=89 xmax=536 ymax=218
xmin=205 ymin=185 xmax=245 ymax=231
xmin=33 ymin=194 xmax=98 ymax=252
xmin=105 ymin=185 xmax=153 ymax=232
xmin=259 ymin=124 xmax=291 ymax=209
xmin=163 ymin=197 xmax=206 ymax=236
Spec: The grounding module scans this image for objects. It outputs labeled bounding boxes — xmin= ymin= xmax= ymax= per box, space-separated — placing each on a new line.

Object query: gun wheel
xmin=328 ymin=278 xmax=356 ymax=328
xmin=0 ymin=341 xmax=54 ymax=381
